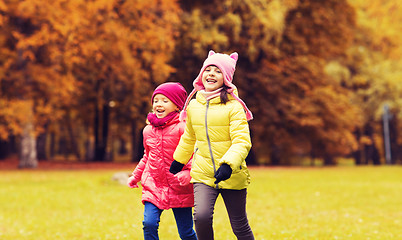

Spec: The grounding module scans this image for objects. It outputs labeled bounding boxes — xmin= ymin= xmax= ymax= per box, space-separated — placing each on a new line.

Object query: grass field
xmin=0 ymin=166 xmax=401 ymax=239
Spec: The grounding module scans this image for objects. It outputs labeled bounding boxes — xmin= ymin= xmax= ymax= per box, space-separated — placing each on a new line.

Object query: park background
xmin=1 ymin=0 xmax=402 ymax=239
xmin=1 ymin=0 xmax=402 ymax=168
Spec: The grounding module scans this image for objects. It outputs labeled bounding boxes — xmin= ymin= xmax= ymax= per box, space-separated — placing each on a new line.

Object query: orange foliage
xmin=0 ymin=0 xmax=181 ymax=150
xmin=174 ymin=0 xmax=360 ymax=163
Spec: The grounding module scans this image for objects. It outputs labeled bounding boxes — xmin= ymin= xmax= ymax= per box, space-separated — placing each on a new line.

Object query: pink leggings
xmin=193 ymin=183 xmax=255 ymax=240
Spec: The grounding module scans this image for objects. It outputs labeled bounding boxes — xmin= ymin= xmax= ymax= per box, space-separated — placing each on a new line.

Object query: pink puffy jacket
xmin=131 ymin=114 xmax=194 ymax=210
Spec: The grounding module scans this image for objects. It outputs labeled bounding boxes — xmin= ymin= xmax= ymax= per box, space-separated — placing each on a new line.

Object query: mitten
xmin=127 ymin=176 xmax=139 ymax=188
xmin=214 ymin=163 xmax=232 ymax=184
xmin=169 ymin=160 xmax=185 ymax=175
xmin=175 ymin=171 xmax=191 ymax=186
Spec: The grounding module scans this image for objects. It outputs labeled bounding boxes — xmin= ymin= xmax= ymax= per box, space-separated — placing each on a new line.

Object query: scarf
xmin=200 ymin=87 xmax=223 ymax=101
xmin=147 ymin=111 xmax=178 ymax=128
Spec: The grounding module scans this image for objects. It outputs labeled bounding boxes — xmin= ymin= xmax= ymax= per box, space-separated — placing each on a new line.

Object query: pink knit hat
xmin=152 ymin=82 xmax=187 ymax=110
xmin=180 ymin=50 xmax=253 ymax=121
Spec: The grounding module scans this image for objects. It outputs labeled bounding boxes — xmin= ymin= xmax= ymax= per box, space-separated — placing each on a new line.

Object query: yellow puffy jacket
xmin=173 ymin=90 xmax=252 ymax=190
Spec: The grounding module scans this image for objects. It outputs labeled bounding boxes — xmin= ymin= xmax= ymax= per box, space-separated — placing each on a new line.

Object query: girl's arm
xmin=131 ymin=151 xmax=148 ymax=182
xmin=173 ymin=111 xmax=196 ymax=165
xmin=131 ymin=131 xmax=150 ymax=182
xmin=220 ymin=102 xmax=252 ymax=170
xmin=128 ymin=150 xmax=148 ymax=188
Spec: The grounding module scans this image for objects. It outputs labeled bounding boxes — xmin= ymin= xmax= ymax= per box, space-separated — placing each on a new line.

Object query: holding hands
xmin=170 ymin=160 xmax=191 ymax=186
xmin=175 ymin=171 xmax=191 ymax=186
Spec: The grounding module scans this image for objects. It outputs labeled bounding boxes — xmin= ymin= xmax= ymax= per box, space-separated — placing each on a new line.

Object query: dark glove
xmin=170 ymin=160 xmax=185 ymax=175
xmin=214 ymin=163 xmax=232 ymax=184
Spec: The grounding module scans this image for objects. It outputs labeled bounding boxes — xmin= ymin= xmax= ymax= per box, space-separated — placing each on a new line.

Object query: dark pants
xmin=193 ymin=183 xmax=254 ymax=240
xmin=143 ymin=202 xmax=197 ymax=240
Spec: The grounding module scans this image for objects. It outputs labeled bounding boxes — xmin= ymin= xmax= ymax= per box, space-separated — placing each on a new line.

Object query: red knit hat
xmin=152 ymin=82 xmax=187 ymax=110
xmin=180 ymin=50 xmax=253 ymax=121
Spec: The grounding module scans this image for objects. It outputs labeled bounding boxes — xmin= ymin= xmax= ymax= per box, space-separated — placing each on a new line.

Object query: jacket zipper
xmin=193 ymin=147 xmax=198 ymax=163
xmin=205 ymin=100 xmax=218 ymax=189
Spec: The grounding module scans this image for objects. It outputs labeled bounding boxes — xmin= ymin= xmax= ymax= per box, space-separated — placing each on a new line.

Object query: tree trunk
xmin=118 ymin=137 xmax=128 ymax=155
xmin=310 ymin=147 xmax=316 ymax=166
xmin=50 ymin=131 xmax=55 ymax=159
xmin=352 ymin=129 xmax=363 ymax=165
xmin=94 ymin=102 xmax=109 ymax=161
xmin=66 ymin=113 xmax=81 ymax=161
xmin=131 ymin=120 xmax=139 ymax=162
xmin=364 ymin=123 xmax=381 ymax=165
xmin=94 ymin=101 xmax=106 ymax=161
xmin=102 ymin=103 xmax=110 ymax=161
xmin=371 ymin=144 xmax=381 ymax=165
xmin=94 ymin=100 xmax=100 ymax=160
xmin=389 ymin=116 xmax=397 ymax=164
xmin=19 ymin=119 xmax=38 ymax=168
xmin=323 ymin=154 xmax=335 ymax=166
xmin=58 ymin=136 xmax=69 ymax=159
xmin=365 ymin=142 xmax=381 ymax=165
xmin=270 ymin=144 xmax=281 ymax=166
xmin=36 ymin=123 xmax=48 ymax=161
xmin=0 ymin=140 xmax=10 ymax=159
xmin=85 ymin=139 xmax=93 ymax=161
xmin=131 ymin=120 xmax=144 ymax=162
xmin=352 ymin=149 xmax=362 ymax=165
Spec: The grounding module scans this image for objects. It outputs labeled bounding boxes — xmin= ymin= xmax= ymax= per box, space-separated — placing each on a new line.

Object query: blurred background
xmin=0 ymin=0 xmax=401 ymax=168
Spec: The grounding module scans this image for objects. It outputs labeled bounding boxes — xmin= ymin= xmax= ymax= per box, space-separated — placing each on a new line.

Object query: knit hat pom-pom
xmin=179 ymin=110 xmax=187 ymax=121
xmin=245 ymin=111 xmax=253 ymax=121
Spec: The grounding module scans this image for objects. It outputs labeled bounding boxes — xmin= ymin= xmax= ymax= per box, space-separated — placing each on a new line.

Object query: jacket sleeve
xmin=131 ymin=129 xmax=149 ymax=182
xmin=132 ymin=152 xmax=147 ymax=183
xmin=173 ymin=108 xmax=196 ymax=165
xmin=220 ymin=101 xmax=252 ymax=170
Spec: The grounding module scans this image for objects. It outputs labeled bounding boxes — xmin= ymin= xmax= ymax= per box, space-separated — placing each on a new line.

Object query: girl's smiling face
xmin=152 ymin=94 xmax=179 ymax=119
xmin=201 ymin=65 xmax=224 ymax=92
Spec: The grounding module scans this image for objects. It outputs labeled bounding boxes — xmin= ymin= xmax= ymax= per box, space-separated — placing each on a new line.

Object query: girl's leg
xmin=221 ymin=189 xmax=254 ymax=240
xmin=172 ymin=207 xmax=197 ymax=240
xmin=143 ymin=202 xmax=163 ymax=240
xmin=193 ymin=183 xmax=219 ymax=240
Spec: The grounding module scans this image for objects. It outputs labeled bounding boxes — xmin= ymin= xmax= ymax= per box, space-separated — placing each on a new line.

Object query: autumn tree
xmin=0 ymin=0 xmax=62 ymax=168
xmin=62 ymin=0 xmax=181 ymax=161
xmin=0 ymin=0 xmax=181 ymax=165
xmin=336 ymin=0 xmax=402 ymax=164
xmin=174 ymin=0 xmax=361 ymax=165
xmin=0 ymin=0 xmax=18 ymax=157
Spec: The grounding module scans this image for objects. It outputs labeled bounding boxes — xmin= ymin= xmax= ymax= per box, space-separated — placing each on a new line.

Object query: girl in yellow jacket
xmin=170 ymin=50 xmax=255 ymax=240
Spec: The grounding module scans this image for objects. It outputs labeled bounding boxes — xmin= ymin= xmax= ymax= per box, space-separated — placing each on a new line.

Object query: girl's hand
xmin=175 ymin=171 xmax=191 ymax=186
xmin=127 ymin=176 xmax=139 ymax=188
xmin=214 ymin=163 xmax=232 ymax=184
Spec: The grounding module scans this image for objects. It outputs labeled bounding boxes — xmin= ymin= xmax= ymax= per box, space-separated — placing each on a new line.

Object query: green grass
xmin=0 ymin=167 xmax=401 ymax=239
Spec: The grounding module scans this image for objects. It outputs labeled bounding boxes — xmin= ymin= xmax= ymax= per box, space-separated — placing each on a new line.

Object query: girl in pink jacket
xmin=127 ymin=82 xmax=197 ymax=240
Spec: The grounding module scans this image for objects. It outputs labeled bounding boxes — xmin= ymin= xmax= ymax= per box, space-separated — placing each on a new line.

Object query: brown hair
xmin=220 ymin=85 xmax=230 ymax=104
